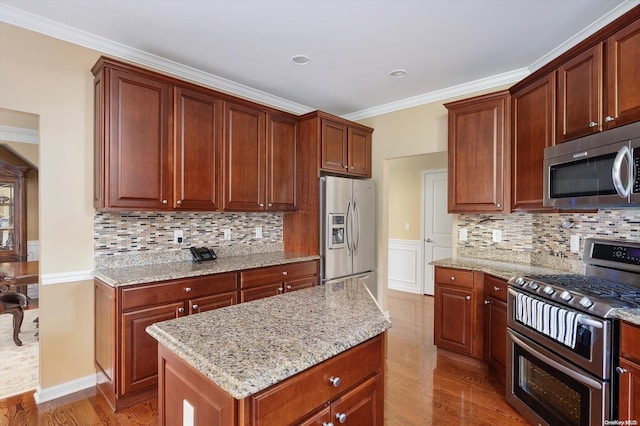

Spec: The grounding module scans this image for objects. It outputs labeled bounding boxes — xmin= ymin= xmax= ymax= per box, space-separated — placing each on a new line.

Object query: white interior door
xmin=422 ymin=170 xmax=452 ymax=295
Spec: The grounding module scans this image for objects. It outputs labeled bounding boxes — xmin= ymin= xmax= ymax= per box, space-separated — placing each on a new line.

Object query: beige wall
xmin=0 ymin=22 xmax=100 ymax=389
xmin=388 ymin=152 xmax=447 ymax=240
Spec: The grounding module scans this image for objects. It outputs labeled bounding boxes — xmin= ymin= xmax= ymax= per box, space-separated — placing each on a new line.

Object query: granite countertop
xmin=146 ymin=279 xmax=391 ymax=399
xmin=93 ymin=252 xmax=320 ymax=287
xmin=431 ymin=256 xmax=640 ymax=327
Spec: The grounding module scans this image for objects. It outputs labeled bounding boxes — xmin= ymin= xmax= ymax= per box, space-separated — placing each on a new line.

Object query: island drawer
xmin=250 ymin=334 xmax=383 ymax=425
xmin=120 ymin=272 xmax=237 ymax=310
xmin=621 ymin=321 xmax=640 ymax=364
xmin=435 ymin=267 xmax=474 ymax=289
xmin=240 ymin=260 xmax=318 ymax=289
xmin=484 ymin=275 xmax=507 ymax=302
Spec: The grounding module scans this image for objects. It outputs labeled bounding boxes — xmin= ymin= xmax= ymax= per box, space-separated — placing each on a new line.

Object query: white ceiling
xmin=1 ymin=0 xmax=638 ymax=119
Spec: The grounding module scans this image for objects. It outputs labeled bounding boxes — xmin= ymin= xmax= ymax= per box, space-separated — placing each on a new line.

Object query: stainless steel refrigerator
xmin=320 ymin=176 xmax=377 ymax=299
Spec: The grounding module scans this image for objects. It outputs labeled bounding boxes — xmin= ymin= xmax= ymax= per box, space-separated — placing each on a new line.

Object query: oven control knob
xmin=514 ymin=277 xmax=526 ymax=286
xmin=579 ymin=296 xmax=594 ymax=308
xmin=560 ymin=291 xmax=572 ymax=301
xmin=543 ymin=286 xmax=555 ymax=295
xmin=529 ymin=281 xmax=539 ymax=290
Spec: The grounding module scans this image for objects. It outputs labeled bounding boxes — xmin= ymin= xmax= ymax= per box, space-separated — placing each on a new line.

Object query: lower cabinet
xmin=434 ymin=267 xmax=483 ymax=359
xmin=619 ymin=321 xmax=640 ymax=422
xmin=157 ymin=333 xmax=385 ymax=426
xmin=483 ymin=275 xmax=508 ymax=383
xmin=240 ymin=260 xmax=319 ymax=303
xmin=95 ymin=272 xmax=238 ymax=411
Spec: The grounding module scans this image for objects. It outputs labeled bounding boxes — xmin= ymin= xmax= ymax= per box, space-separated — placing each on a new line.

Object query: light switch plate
xmin=223 ymin=229 xmax=231 ymax=240
xmin=459 ymin=228 xmax=468 ymax=241
xmin=570 ymin=234 xmax=580 ymax=253
xmin=255 ymin=226 xmax=263 ymax=238
xmin=492 ymin=229 xmax=502 ymax=243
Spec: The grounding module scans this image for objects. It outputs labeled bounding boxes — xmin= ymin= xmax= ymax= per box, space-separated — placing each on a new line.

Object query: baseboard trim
xmin=34 ymin=374 xmax=96 ymax=404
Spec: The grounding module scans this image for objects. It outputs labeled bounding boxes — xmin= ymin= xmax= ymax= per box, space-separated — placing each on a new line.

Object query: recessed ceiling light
xmin=389 ymin=69 xmax=407 ymax=78
xmin=291 ymin=54 xmax=311 ymax=65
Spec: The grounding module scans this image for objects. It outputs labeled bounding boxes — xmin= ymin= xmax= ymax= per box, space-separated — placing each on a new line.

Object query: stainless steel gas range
xmin=506 ymin=237 xmax=640 ymax=426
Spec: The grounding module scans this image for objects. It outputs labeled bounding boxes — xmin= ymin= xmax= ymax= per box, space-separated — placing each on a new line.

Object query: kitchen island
xmin=146 ymin=279 xmax=391 ymax=425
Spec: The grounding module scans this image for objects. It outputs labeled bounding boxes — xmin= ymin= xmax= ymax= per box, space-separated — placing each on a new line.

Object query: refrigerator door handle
xmin=345 ymin=201 xmax=353 ymax=256
xmin=353 ymin=199 xmax=361 ymax=255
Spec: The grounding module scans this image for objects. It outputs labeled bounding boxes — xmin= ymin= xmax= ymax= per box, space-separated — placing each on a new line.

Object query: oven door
xmin=507 ymin=329 xmax=609 ymax=426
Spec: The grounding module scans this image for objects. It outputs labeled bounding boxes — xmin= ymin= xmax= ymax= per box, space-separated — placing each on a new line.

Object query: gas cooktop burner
xmin=527 ymin=274 xmax=640 ymax=301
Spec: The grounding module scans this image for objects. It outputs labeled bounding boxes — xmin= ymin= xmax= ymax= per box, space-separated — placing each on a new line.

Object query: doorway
xmin=421 ymin=169 xmax=452 ymax=295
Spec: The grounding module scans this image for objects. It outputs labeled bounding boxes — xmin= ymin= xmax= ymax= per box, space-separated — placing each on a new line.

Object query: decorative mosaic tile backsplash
xmin=94 ymin=212 xmax=283 ymax=268
xmin=457 ymin=209 xmax=640 ymax=273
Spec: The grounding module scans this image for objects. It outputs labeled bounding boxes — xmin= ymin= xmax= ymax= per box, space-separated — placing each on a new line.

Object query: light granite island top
xmin=145 ymin=279 xmax=392 ymax=400
xmin=93 ymin=252 xmax=319 ymax=287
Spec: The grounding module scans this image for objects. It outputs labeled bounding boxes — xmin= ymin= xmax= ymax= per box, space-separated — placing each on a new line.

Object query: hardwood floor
xmin=0 ymin=289 xmax=527 ymax=425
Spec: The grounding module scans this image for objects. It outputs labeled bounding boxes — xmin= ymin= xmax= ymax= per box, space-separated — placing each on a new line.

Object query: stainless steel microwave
xmin=543 ymin=121 xmax=640 ymax=209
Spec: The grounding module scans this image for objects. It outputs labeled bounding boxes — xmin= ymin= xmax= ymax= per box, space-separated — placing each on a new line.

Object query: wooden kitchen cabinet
xmin=239 ymin=260 xmax=319 ymax=303
xmin=619 ymin=321 xmax=640 ymax=422
xmin=0 ymin=160 xmax=30 ymax=262
xmin=483 ymin=275 xmax=508 ymax=383
xmin=434 ymin=267 xmax=483 ymax=359
xmin=94 ymin=272 xmax=238 ymax=411
xmin=445 ymin=91 xmax=510 ymax=213
xmin=556 ymin=19 xmax=640 ymax=143
xmin=319 ymin=115 xmax=373 ymax=178
xmin=511 ymin=73 xmax=556 ymax=212
xmin=222 ymin=103 xmax=299 ymax=212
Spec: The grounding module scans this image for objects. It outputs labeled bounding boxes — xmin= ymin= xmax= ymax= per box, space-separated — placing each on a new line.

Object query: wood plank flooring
xmin=0 ymin=289 xmax=528 ymax=425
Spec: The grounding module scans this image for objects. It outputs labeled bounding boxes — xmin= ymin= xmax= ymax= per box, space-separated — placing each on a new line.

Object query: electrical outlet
xmin=173 ymin=230 xmax=183 ymax=244
xmin=492 ymin=229 xmax=502 ymax=243
xmin=570 ymin=234 xmax=580 ymax=253
xmin=404 ymin=222 xmax=410 ymax=230
xmin=459 ymin=228 xmax=468 ymax=241
xmin=223 ymin=229 xmax=231 ymax=240
xmin=255 ymin=226 xmax=263 ymax=238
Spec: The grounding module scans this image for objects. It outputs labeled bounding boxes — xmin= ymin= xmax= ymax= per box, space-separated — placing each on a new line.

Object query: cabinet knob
xmin=616 ymin=366 xmax=628 ymax=375
xmin=450 ymin=276 xmax=455 ymax=281
xmin=344 ymin=165 xmax=348 ymax=169
xmin=350 ymin=166 xmax=354 ymax=170
xmin=323 ymin=423 xmax=334 ymax=426
xmin=496 ymin=203 xmax=501 ymax=208
xmin=185 ymin=287 xmax=192 ymax=293
xmin=589 ymin=121 xmax=598 ymax=128
xmin=178 ymin=307 xmax=184 ymax=313
xmin=465 ymin=295 xmax=471 ymax=301
xmin=335 ymin=412 xmax=347 ymax=424
xmin=192 ymin=304 xmax=199 ymax=310
xmin=605 ymin=116 xmax=615 ymax=123
xmin=162 ymin=199 xmax=168 ymax=205
xmin=277 ymin=286 xmax=284 ymax=293
xmin=267 ymin=203 xmax=272 ymax=207
xmin=484 ymin=300 xmax=490 ymax=304
xmin=259 ymin=203 xmax=264 ymax=207
xmin=494 ymin=286 xmax=501 ymax=292
xmin=176 ymin=200 xmax=182 ymax=205
xmin=282 ymin=271 xmax=288 ymax=276
xmin=287 ymin=284 xmax=292 ymax=290
xmin=329 ymin=376 xmax=341 ymax=387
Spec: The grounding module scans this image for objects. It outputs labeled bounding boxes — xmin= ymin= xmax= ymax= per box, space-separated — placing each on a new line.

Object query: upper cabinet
xmin=557 ymin=19 xmax=640 ymax=143
xmin=0 ymin=161 xmax=29 ymax=262
xmin=445 ymin=91 xmax=511 ymax=213
xmin=93 ymin=57 xmax=298 ymax=212
xmin=320 ymin=116 xmax=372 ymax=177
xmin=511 ymin=73 xmax=556 ymax=212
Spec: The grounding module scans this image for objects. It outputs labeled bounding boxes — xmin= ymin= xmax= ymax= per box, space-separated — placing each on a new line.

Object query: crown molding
xmin=0 ymin=125 xmax=39 ymax=144
xmin=0 ymin=4 xmax=314 ymax=115
xmin=342 ymin=68 xmax=529 ymax=121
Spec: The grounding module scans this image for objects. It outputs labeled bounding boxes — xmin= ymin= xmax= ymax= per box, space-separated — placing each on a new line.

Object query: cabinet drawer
xmin=251 ymin=334 xmax=383 ymax=425
xmin=484 ymin=275 xmax=508 ymax=302
xmin=241 ymin=260 xmax=319 ymax=289
xmin=621 ymin=321 xmax=640 ymax=364
xmin=435 ymin=267 xmax=474 ymax=289
xmin=121 ymin=272 xmax=237 ymax=311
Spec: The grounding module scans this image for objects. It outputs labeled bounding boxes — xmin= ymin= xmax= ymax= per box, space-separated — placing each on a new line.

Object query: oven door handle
xmin=509 ymin=331 xmax=603 ymax=390
xmin=579 ymin=316 xmax=603 ymax=329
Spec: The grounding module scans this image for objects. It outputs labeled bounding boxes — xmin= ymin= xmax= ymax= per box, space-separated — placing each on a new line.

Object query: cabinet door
xmin=189 ymin=291 xmax=237 ymax=315
xmin=107 ymin=68 xmax=173 ymax=209
xmin=434 ymin=284 xmax=474 ymax=355
xmin=511 ymin=73 xmax=556 ymax=212
xmin=619 ymin=357 xmax=640 ymax=422
xmin=223 ymin=102 xmax=266 ymax=211
xmin=330 ymin=375 xmax=383 ymax=426
xmin=484 ymin=297 xmax=507 ymax=383
xmin=606 ymin=19 xmax=640 ymax=130
xmin=321 ymin=119 xmax=348 ymax=173
xmin=347 ymin=127 xmax=372 ymax=177
xmin=446 ymin=91 xmax=510 ymax=213
xmin=240 ymin=283 xmax=283 ymax=303
xmin=121 ymin=302 xmax=184 ymax=396
xmin=267 ymin=113 xmax=298 ymax=211
xmin=174 ymin=87 xmax=222 ymax=210
xmin=556 ymin=43 xmax=603 ymax=142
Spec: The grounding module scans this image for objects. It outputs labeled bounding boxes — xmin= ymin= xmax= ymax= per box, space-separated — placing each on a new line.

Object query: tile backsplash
xmin=94 ymin=211 xmax=283 ymax=268
xmin=457 ymin=209 xmax=640 ymax=273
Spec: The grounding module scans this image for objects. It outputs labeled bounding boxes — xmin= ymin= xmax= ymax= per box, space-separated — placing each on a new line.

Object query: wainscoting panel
xmin=388 ymin=239 xmax=422 ymax=294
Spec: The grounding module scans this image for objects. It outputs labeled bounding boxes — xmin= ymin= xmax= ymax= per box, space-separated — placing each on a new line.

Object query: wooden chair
xmin=0 ymin=291 xmax=28 ymax=346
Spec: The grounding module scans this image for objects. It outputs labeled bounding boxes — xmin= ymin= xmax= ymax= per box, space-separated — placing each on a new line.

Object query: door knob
xmin=425 ymin=238 xmax=433 ymax=242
